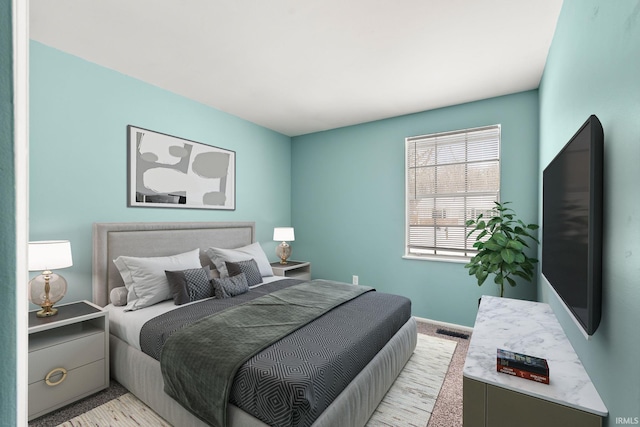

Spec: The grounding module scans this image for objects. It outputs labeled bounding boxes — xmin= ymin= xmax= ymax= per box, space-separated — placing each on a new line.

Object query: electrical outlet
xmin=352 ymin=275 xmax=359 ymax=285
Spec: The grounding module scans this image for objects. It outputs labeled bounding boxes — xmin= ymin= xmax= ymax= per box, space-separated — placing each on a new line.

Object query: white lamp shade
xmin=273 ymin=227 xmax=295 ymax=242
xmin=28 ymin=240 xmax=73 ymax=271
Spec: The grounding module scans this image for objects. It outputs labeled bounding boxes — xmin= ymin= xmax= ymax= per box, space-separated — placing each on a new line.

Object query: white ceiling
xmin=29 ymin=0 xmax=563 ymax=136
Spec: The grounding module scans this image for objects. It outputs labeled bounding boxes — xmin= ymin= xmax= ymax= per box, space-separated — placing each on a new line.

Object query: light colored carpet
xmin=56 ymin=334 xmax=456 ymax=427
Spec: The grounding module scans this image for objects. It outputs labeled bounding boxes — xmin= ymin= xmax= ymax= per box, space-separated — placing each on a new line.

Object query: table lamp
xmin=273 ymin=227 xmax=295 ymax=264
xmin=28 ymin=240 xmax=73 ymax=317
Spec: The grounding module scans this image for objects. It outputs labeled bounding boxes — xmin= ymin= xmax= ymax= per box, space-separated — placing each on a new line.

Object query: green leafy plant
xmin=464 ymin=202 xmax=539 ymax=297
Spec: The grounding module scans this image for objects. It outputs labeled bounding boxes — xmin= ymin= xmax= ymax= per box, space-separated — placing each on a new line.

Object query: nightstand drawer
xmin=29 ymin=330 xmax=104 ymax=384
xmin=28 ymin=358 xmax=106 ymax=419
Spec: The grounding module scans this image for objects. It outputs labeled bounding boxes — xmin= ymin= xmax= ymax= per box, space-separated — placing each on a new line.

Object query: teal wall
xmin=28 ymin=2 xmax=640 ymax=422
xmin=539 ymin=1 xmax=640 ymax=424
xmin=291 ymin=91 xmax=540 ymax=327
xmin=0 ymin=0 xmax=17 ymax=425
xmin=29 ymin=41 xmax=292 ymax=305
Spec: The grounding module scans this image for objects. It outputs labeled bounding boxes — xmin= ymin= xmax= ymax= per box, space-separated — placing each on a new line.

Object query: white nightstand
xmin=28 ymin=300 xmax=109 ymax=421
xmin=271 ymin=260 xmax=311 ymax=281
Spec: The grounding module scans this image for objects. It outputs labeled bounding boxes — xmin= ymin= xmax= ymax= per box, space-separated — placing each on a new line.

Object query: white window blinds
xmin=405 ymin=125 xmax=500 ymax=259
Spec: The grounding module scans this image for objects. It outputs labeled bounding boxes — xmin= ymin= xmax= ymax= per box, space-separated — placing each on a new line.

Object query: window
xmin=405 ymin=125 xmax=500 ymax=260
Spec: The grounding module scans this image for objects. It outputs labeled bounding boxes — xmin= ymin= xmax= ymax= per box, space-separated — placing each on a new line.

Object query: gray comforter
xmin=140 ymin=279 xmax=411 ymax=427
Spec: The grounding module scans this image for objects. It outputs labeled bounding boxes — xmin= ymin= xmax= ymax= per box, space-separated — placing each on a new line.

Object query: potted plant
xmin=464 ymin=201 xmax=539 ymax=297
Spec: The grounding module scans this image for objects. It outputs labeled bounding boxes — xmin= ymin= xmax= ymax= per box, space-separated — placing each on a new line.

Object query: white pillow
xmin=113 ymin=248 xmax=202 ymax=311
xmin=205 ymin=242 xmax=272 ymax=278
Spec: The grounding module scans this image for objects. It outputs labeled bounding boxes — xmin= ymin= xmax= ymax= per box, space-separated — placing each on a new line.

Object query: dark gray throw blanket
xmin=160 ymin=280 xmax=373 ymax=427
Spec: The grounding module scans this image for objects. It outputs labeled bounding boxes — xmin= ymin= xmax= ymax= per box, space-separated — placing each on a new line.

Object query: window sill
xmin=402 ymin=255 xmax=470 ymax=264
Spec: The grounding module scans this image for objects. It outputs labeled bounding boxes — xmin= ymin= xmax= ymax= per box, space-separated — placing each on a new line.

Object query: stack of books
xmin=497 ymin=349 xmax=549 ymax=384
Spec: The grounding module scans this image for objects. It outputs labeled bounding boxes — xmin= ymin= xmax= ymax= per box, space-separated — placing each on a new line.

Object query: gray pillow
xmin=226 ymin=259 xmax=262 ymax=287
xmin=165 ymin=266 xmax=213 ymax=305
xmin=212 ymin=273 xmax=249 ymax=299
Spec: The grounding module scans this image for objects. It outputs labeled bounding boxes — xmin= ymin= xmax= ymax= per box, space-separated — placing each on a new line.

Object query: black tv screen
xmin=542 ymin=115 xmax=603 ymax=336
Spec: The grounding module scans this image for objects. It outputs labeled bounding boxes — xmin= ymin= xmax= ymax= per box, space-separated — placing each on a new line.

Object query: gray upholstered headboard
xmin=92 ymin=222 xmax=256 ymax=307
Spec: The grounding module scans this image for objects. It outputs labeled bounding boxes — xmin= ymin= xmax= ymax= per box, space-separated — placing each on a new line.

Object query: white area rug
xmin=57 ymin=334 xmax=456 ymax=427
xmin=366 ymin=334 xmax=457 ymax=426
xmin=56 ymin=392 xmax=171 ymax=426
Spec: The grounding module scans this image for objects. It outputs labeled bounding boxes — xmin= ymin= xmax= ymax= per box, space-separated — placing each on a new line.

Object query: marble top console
xmin=463 ymin=295 xmax=607 ymax=416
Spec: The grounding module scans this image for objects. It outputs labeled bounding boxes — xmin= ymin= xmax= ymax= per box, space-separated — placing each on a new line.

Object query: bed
xmin=92 ymin=221 xmax=417 ymax=427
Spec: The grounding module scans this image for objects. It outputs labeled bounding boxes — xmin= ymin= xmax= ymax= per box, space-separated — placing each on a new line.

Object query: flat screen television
xmin=542 ymin=115 xmax=604 ymax=336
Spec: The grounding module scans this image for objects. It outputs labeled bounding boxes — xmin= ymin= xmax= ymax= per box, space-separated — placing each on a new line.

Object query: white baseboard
xmin=414 ymin=316 xmax=474 ymax=333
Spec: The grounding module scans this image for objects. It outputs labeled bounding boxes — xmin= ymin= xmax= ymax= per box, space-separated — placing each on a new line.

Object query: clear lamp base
xmin=29 ymin=271 xmax=67 ymax=318
xmin=276 ymin=242 xmax=292 ymax=264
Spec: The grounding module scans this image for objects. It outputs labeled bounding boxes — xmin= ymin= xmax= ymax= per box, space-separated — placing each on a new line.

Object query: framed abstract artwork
xmin=127 ymin=126 xmax=235 ymax=210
